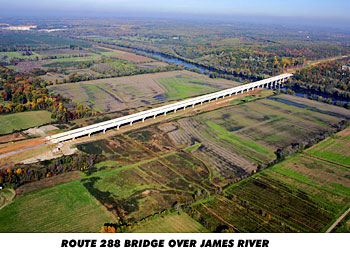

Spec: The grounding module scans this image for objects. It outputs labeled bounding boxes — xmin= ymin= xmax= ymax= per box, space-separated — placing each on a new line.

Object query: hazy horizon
xmin=0 ymin=0 xmax=349 ymax=31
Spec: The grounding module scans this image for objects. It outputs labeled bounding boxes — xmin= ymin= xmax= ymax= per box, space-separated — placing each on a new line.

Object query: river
xmin=150 ymin=52 xmax=207 ymax=73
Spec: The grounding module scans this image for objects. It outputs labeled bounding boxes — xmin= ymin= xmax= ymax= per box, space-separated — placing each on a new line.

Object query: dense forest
xmin=0 ymin=154 xmax=97 ymax=188
xmin=291 ymin=57 xmax=350 ymax=99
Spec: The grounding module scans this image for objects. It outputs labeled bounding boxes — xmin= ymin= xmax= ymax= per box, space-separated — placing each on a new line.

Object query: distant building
xmin=2 ymin=25 xmax=37 ymax=31
xmin=342 ymin=65 xmax=350 ymax=71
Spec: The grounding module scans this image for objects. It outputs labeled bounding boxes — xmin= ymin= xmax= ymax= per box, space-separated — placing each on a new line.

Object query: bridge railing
xmin=47 ymin=73 xmax=292 ymax=143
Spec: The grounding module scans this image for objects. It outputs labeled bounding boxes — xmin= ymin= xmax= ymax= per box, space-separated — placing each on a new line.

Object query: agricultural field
xmin=0 ymin=31 xmax=91 ymax=49
xmin=49 ymin=70 xmax=240 ymax=112
xmin=191 ymin=127 xmax=350 ymax=232
xmin=164 ymin=94 xmax=350 ymax=186
xmin=0 ymin=110 xmax=52 ymax=135
xmin=76 ymin=130 xmax=216 ymax=222
xmin=130 ymin=211 xmax=208 ymax=233
xmin=305 ymin=128 xmax=350 ymax=167
xmin=0 ymin=180 xmax=115 ymax=232
xmin=0 ymin=41 xmax=169 ymax=84
xmin=96 ymin=47 xmax=154 ymax=63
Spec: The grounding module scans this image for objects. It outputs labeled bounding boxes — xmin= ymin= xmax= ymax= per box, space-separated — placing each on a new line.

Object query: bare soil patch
xmin=113 ymin=53 xmax=154 ymax=63
xmin=0 ymin=133 xmax=26 ymax=144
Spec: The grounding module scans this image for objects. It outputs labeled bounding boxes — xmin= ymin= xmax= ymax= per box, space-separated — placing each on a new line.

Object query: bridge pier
xmin=45 ymin=74 xmax=293 ymax=143
xmin=164 ymin=112 xmax=167 ymax=116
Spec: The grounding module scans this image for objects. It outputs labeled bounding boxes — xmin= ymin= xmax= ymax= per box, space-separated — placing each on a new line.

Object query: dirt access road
xmin=326 ymin=207 xmax=350 ymax=233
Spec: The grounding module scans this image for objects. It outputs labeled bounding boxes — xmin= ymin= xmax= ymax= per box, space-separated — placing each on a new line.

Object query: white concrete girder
xmin=46 ymin=73 xmax=293 ymax=143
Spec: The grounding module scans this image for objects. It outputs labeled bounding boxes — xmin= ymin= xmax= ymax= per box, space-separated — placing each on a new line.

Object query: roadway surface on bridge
xmin=47 ymin=73 xmax=293 ymax=143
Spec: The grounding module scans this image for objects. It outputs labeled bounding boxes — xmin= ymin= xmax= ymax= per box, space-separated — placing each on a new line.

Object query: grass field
xmin=158 ymin=75 xmax=220 ymax=100
xmin=0 ymin=180 xmax=115 ymax=232
xmin=191 ymin=127 xmax=350 ymax=232
xmin=130 ymin=211 xmax=208 ymax=233
xmin=49 ymin=70 xmax=240 ymax=112
xmin=0 ymin=111 xmax=52 ymax=134
xmin=75 ymin=129 xmax=215 ymax=222
xmin=306 ymin=128 xmax=350 ymax=167
xmin=165 ymin=94 xmax=349 ymax=185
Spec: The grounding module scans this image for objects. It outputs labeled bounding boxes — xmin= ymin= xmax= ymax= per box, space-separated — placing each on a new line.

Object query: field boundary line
xmin=303 ymin=152 xmax=350 ymax=169
xmin=200 ymin=203 xmax=240 ymax=232
xmin=326 ymin=207 xmax=350 ymax=233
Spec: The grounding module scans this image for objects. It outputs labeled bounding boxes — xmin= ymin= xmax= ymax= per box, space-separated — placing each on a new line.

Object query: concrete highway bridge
xmin=46 ymin=73 xmax=293 ymax=143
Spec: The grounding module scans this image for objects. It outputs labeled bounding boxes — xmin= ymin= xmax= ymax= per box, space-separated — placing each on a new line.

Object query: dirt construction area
xmin=0 ymin=89 xmax=266 ymax=165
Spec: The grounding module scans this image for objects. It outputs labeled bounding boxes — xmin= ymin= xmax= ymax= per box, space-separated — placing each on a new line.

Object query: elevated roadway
xmin=46 ymin=73 xmax=293 ymax=143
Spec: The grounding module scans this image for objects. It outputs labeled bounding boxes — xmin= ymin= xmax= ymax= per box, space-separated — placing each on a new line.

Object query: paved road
xmin=0 ymin=142 xmax=47 ymax=159
xmin=326 ymin=207 xmax=350 ymax=233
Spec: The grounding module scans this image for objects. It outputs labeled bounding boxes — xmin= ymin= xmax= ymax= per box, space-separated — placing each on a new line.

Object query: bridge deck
xmin=47 ymin=73 xmax=293 ymax=143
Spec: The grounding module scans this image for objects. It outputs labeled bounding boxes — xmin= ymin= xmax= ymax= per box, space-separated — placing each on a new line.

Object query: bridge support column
xmin=103 ymin=129 xmax=106 ymax=134
xmin=216 ymin=97 xmax=218 ymax=100
xmin=164 ymin=112 xmax=167 ymax=116
xmin=88 ymin=133 xmax=91 ymax=138
xmin=117 ymin=125 xmax=120 ymax=130
xmin=192 ymin=104 xmax=195 ymax=108
xmin=174 ymin=109 xmax=177 ymax=113
xmin=142 ymin=118 xmax=145 ymax=122
xmin=183 ymin=107 xmax=186 ymax=110
xmin=130 ymin=121 xmax=133 ymax=126
xmin=153 ymin=115 xmax=156 ymax=119
xmin=201 ymin=101 xmax=203 ymax=105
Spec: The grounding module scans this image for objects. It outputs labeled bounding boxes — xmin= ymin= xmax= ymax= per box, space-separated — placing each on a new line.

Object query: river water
xmin=150 ymin=52 xmax=207 ymax=73
xmin=135 ymin=48 xmax=349 ymax=106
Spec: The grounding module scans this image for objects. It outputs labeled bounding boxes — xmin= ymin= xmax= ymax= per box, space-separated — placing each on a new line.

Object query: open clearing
xmin=130 ymin=211 xmax=208 ymax=233
xmin=305 ymin=128 xmax=350 ymax=167
xmin=76 ymin=130 xmax=214 ymax=222
xmin=192 ymin=127 xmax=350 ymax=232
xmin=0 ymin=111 xmax=52 ymax=135
xmin=165 ymin=94 xmax=349 ymax=185
xmin=0 ymin=180 xmax=115 ymax=232
xmin=1 ymin=93 xmax=349 ymax=232
xmin=49 ymin=70 xmax=240 ymax=112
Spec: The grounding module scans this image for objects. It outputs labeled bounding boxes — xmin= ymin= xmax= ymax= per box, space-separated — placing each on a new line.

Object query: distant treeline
xmin=290 ymin=57 xmax=350 ymax=100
